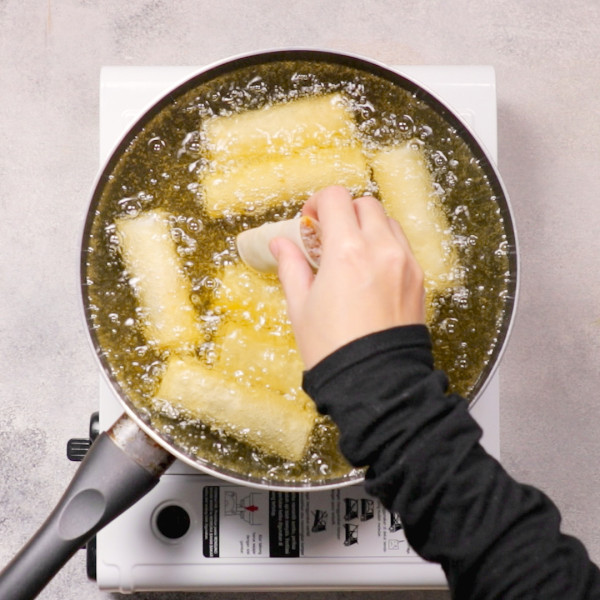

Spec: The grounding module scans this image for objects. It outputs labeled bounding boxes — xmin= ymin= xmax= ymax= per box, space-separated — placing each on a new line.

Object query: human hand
xmin=270 ymin=185 xmax=426 ymax=369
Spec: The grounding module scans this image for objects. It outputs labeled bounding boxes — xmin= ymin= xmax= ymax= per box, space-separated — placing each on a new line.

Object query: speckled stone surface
xmin=1 ymin=1 xmax=599 ymax=598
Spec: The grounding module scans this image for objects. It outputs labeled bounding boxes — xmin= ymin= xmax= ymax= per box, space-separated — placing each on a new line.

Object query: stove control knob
xmin=66 ymin=438 xmax=92 ymax=461
xmin=66 ymin=412 xmax=100 ymax=462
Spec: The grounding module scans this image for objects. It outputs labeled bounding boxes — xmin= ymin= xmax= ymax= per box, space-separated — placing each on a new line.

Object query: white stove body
xmin=96 ymin=65 xmax=500 ymax=593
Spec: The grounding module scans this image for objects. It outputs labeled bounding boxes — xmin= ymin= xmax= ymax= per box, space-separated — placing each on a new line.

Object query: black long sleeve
xmin=303 ymin=325 xmax=600 ymax=599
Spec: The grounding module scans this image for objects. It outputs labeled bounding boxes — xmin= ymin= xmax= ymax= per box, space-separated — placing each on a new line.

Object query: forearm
xmin=303 ymin=325 xmax=600 ymax=598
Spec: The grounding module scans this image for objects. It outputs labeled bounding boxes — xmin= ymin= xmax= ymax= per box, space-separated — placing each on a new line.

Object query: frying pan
xmin=0 ymin=49 xmax=519 ymax=599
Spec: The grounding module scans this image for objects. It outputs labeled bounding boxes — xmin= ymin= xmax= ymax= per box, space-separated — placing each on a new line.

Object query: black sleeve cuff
xmin=303 ymin=324 xmax=435 ymax=412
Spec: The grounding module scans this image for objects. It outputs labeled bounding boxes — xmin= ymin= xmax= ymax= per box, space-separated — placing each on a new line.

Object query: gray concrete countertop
xmin=1 ymin=1 xmax=599 ymax=599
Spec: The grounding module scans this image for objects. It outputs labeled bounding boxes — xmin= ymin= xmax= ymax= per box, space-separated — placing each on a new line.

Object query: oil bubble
xmin=440 ymin=317 xmax=458 ymax=334
xmin=431 ymin=150 xmax=448 ymax=167
xmin=445 ymin=171 xmax=458 ymax=188
xmin=418 ymin=125 xmax=433 ymax=139
xmin=186 ymin=217 xmax=203 ymax=233
xmin=148 ymin=136 xmax=166 ymax=152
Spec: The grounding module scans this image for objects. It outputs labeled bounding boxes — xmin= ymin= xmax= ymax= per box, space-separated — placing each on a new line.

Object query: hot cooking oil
xmin=84 ymin=60 xmax=512 ymax=485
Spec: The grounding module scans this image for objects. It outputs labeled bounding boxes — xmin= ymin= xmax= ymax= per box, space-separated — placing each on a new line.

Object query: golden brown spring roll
xmin=156 ymin=355 xmax=316 ymax=462
xmin=212 ymin=262 xmax=290 ymax=332
xmin=114 ymin=210 xmax=203 ymax=350
xmin=202 ymin=145 xmax=370 ymax=218
xmin=371 ymin=142 xmax=459 ymax=292
xmin=203 ymin=92 xmax=356 ymax=162
xmin=215 ymin=319 xmax=309 ymax=401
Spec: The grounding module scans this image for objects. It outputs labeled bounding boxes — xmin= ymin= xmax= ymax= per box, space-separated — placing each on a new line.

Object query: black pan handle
xmin=0 ymin=414 xmax=174 ymax=600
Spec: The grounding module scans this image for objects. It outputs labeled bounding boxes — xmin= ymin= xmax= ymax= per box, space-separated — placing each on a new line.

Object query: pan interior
xmin=83 ymin=54 xmax=516 ymax=488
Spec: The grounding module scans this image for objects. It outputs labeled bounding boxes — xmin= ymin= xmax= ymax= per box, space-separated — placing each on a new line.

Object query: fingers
xmin=301 ymin=187 xmax=419 ymax=274
xmin=352 ymin=194 xmax=416 ymax=256
xmin=269 ymin=237 xmax=314 ymax=323
xmin=387 ymin=214 xmax=414 ymax=252
xmin=304 ymin=186 xmax=401 ymax=242
xmin=352 ymin=194 xmax=396 ymax=242
xmin=300 ymin=185 xmax=347 ymax=219
xmin=301 ymin=186 xmax=359 ymax=244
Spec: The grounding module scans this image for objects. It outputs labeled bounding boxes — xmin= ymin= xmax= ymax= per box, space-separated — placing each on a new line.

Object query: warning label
xmin=268 ymin=492 xmax=300 ymax=557
xmin=201 ymin=484 xmax=414 ymax=560
xmin=202 ymin=486 xmax=220 ymax=557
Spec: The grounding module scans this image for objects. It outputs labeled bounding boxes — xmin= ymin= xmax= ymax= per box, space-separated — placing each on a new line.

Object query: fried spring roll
xmin=157 ymin=356 xmax=316 ymax=461
xmin=212 ymin=263 xmax=291 ymax=331
xmin=236 ymin=215 xmax=321 ymax=273
xmin=371 ymin=143 xmax=459 ymax=291
xmin=115 ymin=210 xmax=202 ymax=350
xmin=203 ymin=93 xmax=356 ymax=162
xmin=202 ymin=145 xmax=370 ymax=218
xmin=216 ymin=320 xmax=310 ymax=403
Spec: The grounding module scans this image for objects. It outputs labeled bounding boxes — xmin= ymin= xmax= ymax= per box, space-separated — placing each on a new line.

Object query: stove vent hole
xmin=154 ymin=503 xmax=191 ymax=542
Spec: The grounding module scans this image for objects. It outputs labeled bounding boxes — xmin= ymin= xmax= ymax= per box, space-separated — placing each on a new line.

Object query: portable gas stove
xmin=71 ymin=64 xmax=502 ymax=593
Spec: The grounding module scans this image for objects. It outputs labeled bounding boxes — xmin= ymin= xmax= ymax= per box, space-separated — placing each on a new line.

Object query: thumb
xmin=270 ymin=237 xmax=314 ymax=323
